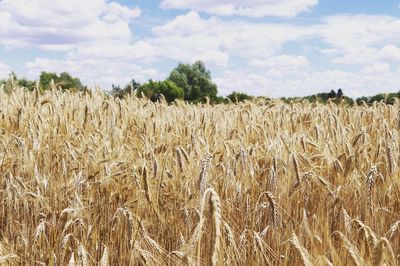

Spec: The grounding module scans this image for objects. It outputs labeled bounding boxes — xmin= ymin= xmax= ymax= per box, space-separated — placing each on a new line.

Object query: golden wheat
xmin=0 ymin=87 xmax=399 ymax=265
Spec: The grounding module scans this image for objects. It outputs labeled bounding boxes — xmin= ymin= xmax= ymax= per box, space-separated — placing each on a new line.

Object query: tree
xmin=328 ymin=90 xmax=336 ymax=99
xmin=0 ymin=72 xmax=35 ymax=93
xmin=168 ymin=61 xmax=218 ymax=102
xmin=112 ymin=79 xmax=143 ymax=99
xmin=111 ymin=84 xmax=123 ymax=98
xmin=356 ymin=96 xmax=369 ymax=105
xmin=8 ymin=72 xmax=35 ymax=90
xmin=129 ymin=79 xmax=141 ymax=92
xmin=226 ymin=92 xmax=254 ymax=102
xmin=39 ymin=72 xmax=58 ymax=90
xmin=337 ymin=88 xmax=343 ymax=98
xmin=138 ymin=80 xmax=184 ymax=103
xmin=18 ymin=78 xmax=35 ymax=90
xmin=39 ymin=71 xmax=82 ymax=91
xmin=58 ymin=72 xmax=82 ymax=90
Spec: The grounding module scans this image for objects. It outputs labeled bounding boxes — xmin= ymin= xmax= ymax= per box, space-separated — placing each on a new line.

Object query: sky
xmin=1 ymin=0 xmax=400 ymax=98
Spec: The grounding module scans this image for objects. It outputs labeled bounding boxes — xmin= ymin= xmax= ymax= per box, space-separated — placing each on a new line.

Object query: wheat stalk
xmin=100 ymin=245 xmax=109 ymax=266
xmin=198 ymin=187 xmax=222 ymax=266
xmin=289 ymin=233 xmax=314 ymax=266
xmin=198 ymin=154 xmax=213 ymax=194
xmin=266 ymin=191 xmax=280 ymax=227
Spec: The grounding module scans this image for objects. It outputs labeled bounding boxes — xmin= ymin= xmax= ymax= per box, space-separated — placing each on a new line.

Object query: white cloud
xmin=149 ymin=12 xmax=400 ymax=72
xmin=320 ymin=15 xmax=400 ymax=65
xmin=330 ymin=45 xmax=400 ymax=65
xmin=249 ymin=55 xmax=309 ymax=70
xmin=102 ymin=2 xmax=142 ymax=23
xmin=214 ymin=70 xmax=346 ymax=97
xmin=320 ymin=15 xmax=400 ymax=49
xmin=67 ymin=41 xmax=162 ymax=62
xmin=153 ymin=13 xmax=400 ymax=70
xmin=215 ymin=68 xmax=400 ymax=98
xmin=380 ymin=44 xmax=400 ymax=61
xmin=25 ymin=58 xmax=159 ymax=89
xmin=0 ymin=0 xmax=161 ymax=89
xmin=2 ymin=4 xmax=400 ymax=98
xmin=0 ymin=61 xmax=11 ymax=78
xmin=161 ymin=0 xmax=319 ymax=18
xmin=331 ymin=46 xmax=379 ymax=65
xmin=151 ymin=11 xmax=317 ymax=66
xmin=0 ymin=0 xmax=141 ymax=50
xmin=192 ymin=50 xmax=230 ymax=67
xmin=362 ymin=62 xmax=390 ymax=74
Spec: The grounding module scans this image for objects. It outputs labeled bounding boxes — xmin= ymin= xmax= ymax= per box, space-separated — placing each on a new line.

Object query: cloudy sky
xmin=1 ymin=0 xmax=400 ymax=97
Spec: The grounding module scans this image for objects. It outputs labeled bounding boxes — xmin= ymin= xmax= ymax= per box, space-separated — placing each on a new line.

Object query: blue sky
xmin=1 ymin=0 xmax=400 ymax=97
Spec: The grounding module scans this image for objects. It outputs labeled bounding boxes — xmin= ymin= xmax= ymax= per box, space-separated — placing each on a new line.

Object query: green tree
xmin=358 ymin=92 xmax=400 ymax=105
xmin=112 ymin=79 xmax=141 ymax=99
xmin=138 ymin=80 xmax=184 ymax=103
xmin=39 ymin=71 xmax=82 ymax=91
xmin=0 ymin=72 xmax=35 ymax=93
xmin=58 ymin=72 xmax=82 ymax=90
xmin=168 ymin=61 xmax=218 ymax=102
xmin=356 ymin=96 xmax=369 ymax=105
xmin=7 ymin=72 xmax=35 ymax=90
xmin=337 ymin=88 xmax=343 ymax=98
xmin=328 ymin=90 xmax=336 ymax=99
xmin=18 ymin=78 xmax=35 ymax=90
xmin=226 ymin=91 xmax=254 ymax=102
xmin=39 ymin=72 xmax=58 ymax=90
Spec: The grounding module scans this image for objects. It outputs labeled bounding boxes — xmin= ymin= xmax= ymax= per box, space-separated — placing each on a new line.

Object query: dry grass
xmin=0 ymin=87 xmax=399 ymax=265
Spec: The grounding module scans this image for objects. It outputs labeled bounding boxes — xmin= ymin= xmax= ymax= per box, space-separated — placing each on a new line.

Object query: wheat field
xmin=0 ymin=87 xmax=399 ymax=265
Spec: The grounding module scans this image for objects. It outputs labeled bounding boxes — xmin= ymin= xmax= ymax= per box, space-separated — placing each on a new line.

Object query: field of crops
xmin=0 ymin=88 xmax=399 ymax=265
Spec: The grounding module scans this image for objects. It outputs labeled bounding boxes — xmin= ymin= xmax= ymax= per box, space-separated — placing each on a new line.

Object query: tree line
xmin=1 ymin=61 xmax=399 ymax=105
